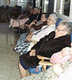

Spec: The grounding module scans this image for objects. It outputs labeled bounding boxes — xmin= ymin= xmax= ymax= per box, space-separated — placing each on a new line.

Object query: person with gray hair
xmin=19 ymin=21 xmax=71 ymax=78
xmin=14 ymin=13 xmax=57 ymax=55
xmin=49 ymin=14 xmax=58 ymax=21
xmin=59 ymin=21 xmax=71 ymax=35
xmin=55 ymin=21 xmax=71 ymax=38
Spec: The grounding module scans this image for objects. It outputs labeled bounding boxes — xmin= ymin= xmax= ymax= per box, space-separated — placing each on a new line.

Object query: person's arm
xmin=26 ymin=34 xmax=33 ymax=42
xmin=28 ymin=21 xmax=35 ymax=29
xmin=32 ymin=21 xmax=47 ymax=30
xmin=31 ymin=25 xmax=55 ymax=41
xmin=31 ymin=31 xmax=55 ymax=52
xmin=29 ymin=49 xmax=36 ymax=56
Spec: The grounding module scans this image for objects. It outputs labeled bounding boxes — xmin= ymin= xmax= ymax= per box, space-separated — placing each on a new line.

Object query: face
xmin=55 ymin=24 xmax=67 ymax=38
xmin=33 ymin=8 xmax=38 ymax=14
xmin=47 ymin=16 xmax=55 ymax=26
xmin=41 ymin=14 xmax=46 ymax=21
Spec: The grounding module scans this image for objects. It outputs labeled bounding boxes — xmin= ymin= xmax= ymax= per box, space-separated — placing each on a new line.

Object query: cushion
xmin=56 ymin=18 xmax=72 ymax=27
xmin=71 ymin=33 xmax=72 ymax=42
xmin=56 ymin=18 xmax=63 ymax=27
xmin=69 ymin=22 xmax=72 ymax=26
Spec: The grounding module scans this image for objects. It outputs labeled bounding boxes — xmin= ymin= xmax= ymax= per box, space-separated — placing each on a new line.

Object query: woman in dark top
xmin=28 ymin=13 xmax=47 ymax=30
xmin=11 ymin=5 xmax=20 ymax=19
xmin=25 ymin=8 xmax=39 ymax=24
xmin=19 ymin=21 xmax=71 ymax=78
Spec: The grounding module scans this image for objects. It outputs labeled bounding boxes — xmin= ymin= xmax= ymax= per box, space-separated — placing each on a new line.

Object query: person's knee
xmin=19 ymin=61 xmax=21 ymax=68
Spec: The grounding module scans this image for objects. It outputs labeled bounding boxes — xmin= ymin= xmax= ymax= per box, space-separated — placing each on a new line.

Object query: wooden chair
xmin=29 ymin=55 xmax=53 ymax=75
xmin=31 ymin=40 xmax=38 ymax=45
xmin=37 ymin=55 xmax=53 ymax=71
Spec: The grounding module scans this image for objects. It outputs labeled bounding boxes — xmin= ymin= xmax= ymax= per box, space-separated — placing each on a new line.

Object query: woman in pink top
xmin=50 ymin=47 xmax=72 ymax=64
xmin=21 ymin=47 xmax=72 ymax=80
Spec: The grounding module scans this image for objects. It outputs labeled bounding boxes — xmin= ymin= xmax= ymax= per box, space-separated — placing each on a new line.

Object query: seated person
xmin=0 ymin=6 xmax=9 ymax=22
xmin=11 ymin=5 xmax=20 ymax=19
xmin=19 ymin=21 xmax=71 ymax=78
xmin=21 ymin=47 xmax=72 ymax=80
xmin=25 ymin=8 xmax=39 ymax=24
xmin=17 ymin=8 xmax=33 ymax=19
xmin=9 ymin=8 xmax=38 ymax=28
xmin=28 ymin=13 xmax=48 ymax=32
xmin=14 ymin=14 xmax=57 ymax=55
xmin=23 ymin=6 xmax=33 ymax=17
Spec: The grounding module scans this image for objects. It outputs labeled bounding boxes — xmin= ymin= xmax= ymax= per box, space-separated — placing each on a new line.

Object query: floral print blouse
xmin=21 ymin=60 xmax=72 ymax=80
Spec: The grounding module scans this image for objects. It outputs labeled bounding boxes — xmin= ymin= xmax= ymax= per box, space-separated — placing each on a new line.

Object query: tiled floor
xmin=0 ymin=23 xmax=20 ymax=80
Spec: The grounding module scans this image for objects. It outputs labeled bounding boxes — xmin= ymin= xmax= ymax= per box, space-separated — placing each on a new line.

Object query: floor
xmin=0 ymin=23 xmax=21 ymax=80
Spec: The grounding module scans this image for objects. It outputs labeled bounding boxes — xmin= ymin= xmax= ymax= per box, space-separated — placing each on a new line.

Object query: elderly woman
xmin=21 ymin=47 xmax=72 ymax=80
xmin=19 ymin=21 xmax=71 ymax=78
xmin=14 ymin=14 xmax=57 ymax=55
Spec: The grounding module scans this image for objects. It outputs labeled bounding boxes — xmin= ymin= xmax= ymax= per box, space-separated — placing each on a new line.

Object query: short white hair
xmin=49 ymin=14 xmax=58 ymax=21
xmin=59 ymin=21 xmax=71 ymax=35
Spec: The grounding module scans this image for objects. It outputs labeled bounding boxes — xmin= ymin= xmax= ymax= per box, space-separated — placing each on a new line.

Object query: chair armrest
xmin=39 ymin=61 xmax=53 ymax=66
xmin=37 ymin=55 xmax=50 ymax=60
xmin=31 ymin=40 xmax=38 ymax=45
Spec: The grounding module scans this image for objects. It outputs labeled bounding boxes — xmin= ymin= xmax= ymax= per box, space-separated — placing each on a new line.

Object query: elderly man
xmin=14 ymin=14 xmax=57 ymax=55
xmin=19 ymin=21 xmax=71 ymax=78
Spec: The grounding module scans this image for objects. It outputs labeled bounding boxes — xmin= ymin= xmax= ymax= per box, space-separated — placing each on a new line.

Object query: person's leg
xmin=19 ymin=62 xmax=28 ymax=78
xmin=17 ymin=32 xmax=28 ymax=44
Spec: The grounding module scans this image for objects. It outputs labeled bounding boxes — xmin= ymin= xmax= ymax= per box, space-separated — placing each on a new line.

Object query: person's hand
xmin=71 ymin=42 xmax=72 ymax=47
xmin=33 ymin=20 xmax=37 ymax=23
xmin=26 ymin=35 xmax=32 ymax=42
xmin=28 ymin=22 xmax=35 ymax=29
xmin=31 ymin=21 xmax=35 ymax=25
xmin=29 ymin=49 xmax=36 ymax=56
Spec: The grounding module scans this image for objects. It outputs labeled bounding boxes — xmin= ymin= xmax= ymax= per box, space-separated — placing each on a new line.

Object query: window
xmin=54 ymin=0 xmax=71 ymax=16
xmin=63 ymin=0 xmax=70 ymax=16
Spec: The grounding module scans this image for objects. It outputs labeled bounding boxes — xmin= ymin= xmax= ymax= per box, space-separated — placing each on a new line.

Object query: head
xmin=41 ymin=13 xmax=47 ymax=22
xmin=47 ymin=14 xmax=57 ymax=26
xmin=55 ymin=21 xmax=71 ymax=38
xmin=14 ymin=5 xmax=18 ymax=10
xmin=33 ymin=8 xmax=38 ymax=14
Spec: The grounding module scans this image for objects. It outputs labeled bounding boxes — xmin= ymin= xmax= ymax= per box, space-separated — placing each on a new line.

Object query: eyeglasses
xmin=48 ymin=18 xmax=55 ymax=21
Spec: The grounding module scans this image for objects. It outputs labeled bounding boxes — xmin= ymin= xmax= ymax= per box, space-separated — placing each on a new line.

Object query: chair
xmin=37 ymin=55 xmax=53 ymax=71
xmin=0 ymin=5 xmax=10 ymax=22
xmin=31 ymin=40 xmax=38 ymax=45
xmin=9 ymin=18 xmax=29 ymax=33
xmin=29 ymin=55 xmax=53 ymax=75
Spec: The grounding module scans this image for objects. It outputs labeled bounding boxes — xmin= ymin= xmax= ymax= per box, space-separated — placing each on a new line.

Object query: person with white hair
xmin=21 ymin=47 xmax=72 ymax=80
xmin=14 ymin=14 xmax=57 ymax=55
xmin=19 ymin=21 xmax=71 ymax=78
